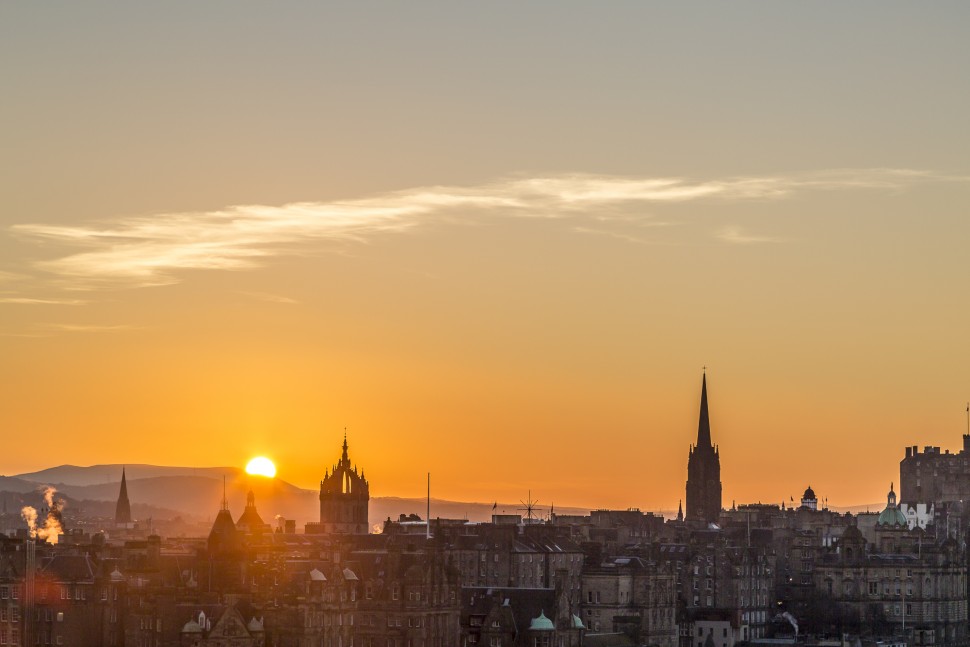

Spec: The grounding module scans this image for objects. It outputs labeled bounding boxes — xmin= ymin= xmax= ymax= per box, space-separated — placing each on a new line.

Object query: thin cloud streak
xmin=38 ymin=323 xmax=139 ymax=333
xmin=238 ymin=291 xmax=300 ymax=304
xmin=717 ymin=227 xmax=784 ymax=245
xmin=0 ymin=297 xmax=88 ymax=305
xmin=10 ymin=169 xmax=959 ymax=290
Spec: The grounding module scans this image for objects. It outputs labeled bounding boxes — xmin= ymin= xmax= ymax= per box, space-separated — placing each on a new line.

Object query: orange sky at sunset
xmin=2 ymin=4 xmax=970 ymax=513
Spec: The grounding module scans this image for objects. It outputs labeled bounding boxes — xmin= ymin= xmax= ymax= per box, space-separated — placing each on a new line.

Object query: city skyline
xmin=3 ymin=3 xmax=970 ymax=511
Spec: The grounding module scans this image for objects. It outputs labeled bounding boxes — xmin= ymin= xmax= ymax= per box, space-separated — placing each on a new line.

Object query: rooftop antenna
xmin=518 ymin=491 xmax=542 ymax=522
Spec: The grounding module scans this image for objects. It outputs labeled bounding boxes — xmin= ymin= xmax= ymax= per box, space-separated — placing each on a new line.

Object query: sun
xmin=245 ymin=456 xmax=277 ymax=478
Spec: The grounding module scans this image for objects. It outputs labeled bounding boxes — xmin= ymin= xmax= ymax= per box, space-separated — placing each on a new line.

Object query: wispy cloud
xmin=571 ymin=226 xmax=648 ymax=244
xmin=0 ymin=297 xmax=88 ymax=305
xmin=9 ymin=169 xmax=960 ymax=290
xmin=237 ymin=291 xmax=299 ymax=304
xmin=38 ymin=323 xmax=138 ymax=333
xmin=0 ymin=271 xmax=30 ymax=283
xmin=717 ymin=227 xmax=783 ymax=245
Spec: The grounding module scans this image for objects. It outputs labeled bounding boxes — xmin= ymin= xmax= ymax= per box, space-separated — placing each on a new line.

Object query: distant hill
xmin=9 ymin=463 xmax=589 ymax=530
xmin=0 ymin=476 xmax=42 ymax=494
xmin=13 ymin=464 xmax=245 ymax=487
xmin=9 ymin=464 xmax=886 ymax=530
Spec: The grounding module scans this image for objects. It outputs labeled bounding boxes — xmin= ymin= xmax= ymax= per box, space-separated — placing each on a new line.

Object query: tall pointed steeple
xmin=115 ymin=467 xmax=132 ymax=525
xmin=696 ymin=371 xmax=712 ymax=449
xmin=685 ymin=370 xmax=723 ymax=524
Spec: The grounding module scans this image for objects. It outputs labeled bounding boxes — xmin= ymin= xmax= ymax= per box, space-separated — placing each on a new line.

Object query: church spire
xmin=696 ymin=370 xmax=712 ymax=449
xmin=685 ymin=369 xmax=723 ymax=523
xmin=341 ymin=428 xmax=349 ymax=464
xmin=115 ymin=466 xmax=132 ymax=525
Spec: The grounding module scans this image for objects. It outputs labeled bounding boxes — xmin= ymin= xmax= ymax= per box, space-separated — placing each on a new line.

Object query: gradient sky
xmin=2 ymin=3 xmax=970 ymax=512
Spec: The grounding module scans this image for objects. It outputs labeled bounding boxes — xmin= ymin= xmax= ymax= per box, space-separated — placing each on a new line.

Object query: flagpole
xmin=426 ymin=472 xmax=431 ymax=540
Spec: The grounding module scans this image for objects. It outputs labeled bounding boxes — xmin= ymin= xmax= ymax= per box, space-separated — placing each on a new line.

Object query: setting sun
xmin=245 ymin=456 xmax=277 ymax=478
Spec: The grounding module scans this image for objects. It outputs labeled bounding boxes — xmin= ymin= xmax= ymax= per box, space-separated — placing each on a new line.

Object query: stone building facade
xmin=581 ymin=556 xmax=677 ymax=647
xmin=813 ymin=490 xmax=968 ymax=647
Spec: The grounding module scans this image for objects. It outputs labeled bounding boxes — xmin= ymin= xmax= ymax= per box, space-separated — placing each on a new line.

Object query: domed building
xmin=800 ymin=486 xmax=818 ymax=511
xmin=874 ymin=483 xmax=919 ymax=555
xmin=876 ymin=483 xmax=908 ymax=528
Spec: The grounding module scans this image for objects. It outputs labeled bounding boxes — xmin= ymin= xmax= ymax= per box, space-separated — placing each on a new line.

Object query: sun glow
xmin=245 ymin=456 xmax=276 ymax=478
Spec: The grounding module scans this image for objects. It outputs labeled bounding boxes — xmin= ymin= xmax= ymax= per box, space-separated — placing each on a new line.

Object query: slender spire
xmin=341 ymin=428 xmax=349 ymax=464
xmin=115 ymin=466 xmax=132 ymax=524
xmin=696 ymin=370 xmax=713 ymax=449
xmin=222 ymin=475 xmax=229 ymax=511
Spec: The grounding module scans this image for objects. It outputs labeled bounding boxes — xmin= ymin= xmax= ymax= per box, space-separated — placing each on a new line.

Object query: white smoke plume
xmin=21 ymin=485 xmax=66 ymax=544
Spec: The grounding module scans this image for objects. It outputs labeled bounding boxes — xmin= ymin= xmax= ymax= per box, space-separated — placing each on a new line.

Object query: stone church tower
xmin=685 ymin=372 xmax=722 ymax=523
xmin=317 ymin=433 xmax=370 ymax=534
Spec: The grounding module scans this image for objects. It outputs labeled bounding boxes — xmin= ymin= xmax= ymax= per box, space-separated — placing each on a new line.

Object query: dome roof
xmin=181 ymin=620 xmax=202 ymax=634
xmin=110 ymin=567 xmax=124 ymax=582
xmin=841 ymin=524 xmax=863 ymax=541
xmin=877 ymin=506 xmax=908 ymax=527
xmin=571 ymin=614 xmax=586 ymax=629
xmin=877 ymin=483 xmax=907 ymax=527
xmin=803 ymin=486 xmax=817 ymax=500
xmin=529 ymin=610 xmax=554 ymax=631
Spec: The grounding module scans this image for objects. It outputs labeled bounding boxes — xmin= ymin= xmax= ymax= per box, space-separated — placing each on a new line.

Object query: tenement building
xmin=581 ymin=555 xmax=677 ymax=647
xmin=686 ymin=372 xmax=722 ymax=524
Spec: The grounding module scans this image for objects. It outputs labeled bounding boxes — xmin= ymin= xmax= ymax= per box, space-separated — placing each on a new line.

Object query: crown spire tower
xmin=309 ymin=431 xmax=370 ymax=535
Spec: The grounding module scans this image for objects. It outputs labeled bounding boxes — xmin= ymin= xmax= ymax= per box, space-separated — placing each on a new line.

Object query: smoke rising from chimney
xmin=21 ymin=485 xmax=66 ymax=544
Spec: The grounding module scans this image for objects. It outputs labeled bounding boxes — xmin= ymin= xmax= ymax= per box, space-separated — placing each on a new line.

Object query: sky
xmin=2 ymin=3 xmax=970 ymax=512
